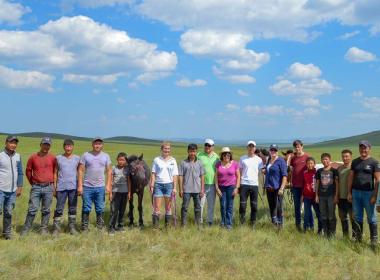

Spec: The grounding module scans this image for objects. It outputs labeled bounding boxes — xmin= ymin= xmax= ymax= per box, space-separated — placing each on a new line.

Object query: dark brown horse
xmin=128 ymin=154 xmax=151 ymax=228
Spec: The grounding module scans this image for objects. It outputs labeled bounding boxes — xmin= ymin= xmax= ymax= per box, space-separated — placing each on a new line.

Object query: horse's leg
xmin=128 ymin=193 xmax=134 ymax=227
xmin=138 ymin=188 xmax=144 ymax=227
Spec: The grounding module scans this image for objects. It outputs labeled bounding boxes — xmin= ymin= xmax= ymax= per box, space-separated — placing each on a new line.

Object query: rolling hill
xmin=311 ymin=130 xmax=380 ymax=147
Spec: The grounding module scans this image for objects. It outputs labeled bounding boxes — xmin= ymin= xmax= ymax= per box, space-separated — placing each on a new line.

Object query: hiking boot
xmin=81 ymin=212 xmax=90 ymax=232
xmin=353 ymin=221 xmax=363 ymax=242
xmin=68 ymin=215 xmax=78 ymax=235
xmin=369 ymin=223 xmax=378 ymax=249
xmin=96 ymin=213 xmax=105 ymax=230
xmin=152 ymin=214 xmax=159 ymax=229
xmin=20 ymin=214 xmax=35 ymax=237
xmin=3 ymin=214 xmax=12 ymax=240
xmin=240 ymin=214 xmax=246 ymax=225
xmin=341 ymin=220 xmax=349 ymax=238
xmin=40 ymin=213 xmax=50 ymax=236
xmin=52 ymin=217 xmax=61 ymax=237
xmin=165 ymin=214 xmax=172 ymax=227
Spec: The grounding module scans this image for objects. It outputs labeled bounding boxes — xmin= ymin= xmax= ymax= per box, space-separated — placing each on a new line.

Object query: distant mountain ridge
xmin=311 ymin=130 xmax=380 ymax=147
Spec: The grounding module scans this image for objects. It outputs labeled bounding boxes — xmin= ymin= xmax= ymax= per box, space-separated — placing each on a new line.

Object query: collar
xmin=4 ymin=148 xmax=15 ymax=156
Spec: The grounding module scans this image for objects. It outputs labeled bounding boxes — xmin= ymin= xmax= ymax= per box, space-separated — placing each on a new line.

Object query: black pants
xmin=54 ymin=189 xmax=78 ymax=218
xmin=266 ymin=189 xmax=283 ymax=225
xmin=239 ymin=184 xmax=258 ymax=223
xmin=109 ymin=192 xmax=128 ymax=229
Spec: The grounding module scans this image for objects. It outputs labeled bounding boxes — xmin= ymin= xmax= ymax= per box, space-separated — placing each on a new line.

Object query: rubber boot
xmin=195 ymin=210 xmax=201 ymax=227
xmin=353 ymin=221 xmax=363 ymax=242
xmin=152 ymin=214 xmax=159 ymax=229
xmin=40 ymin=213 xmax=50 ymax=236
xmin=96 ymin=213 xmax=105 ymax=230
xmin=369 ymin=223 xmax=378 ymax=249
xmin=240 ymin=214 xmax=246 ymax=225
xmin=3 ymin=214 xmax=12 ymax=240
xmin=181 ymin=208 xmax=187 ymax=227
xmin=341 ymin=220 xmax=349 ymax=238
xmin=81 ymin=212 xmax=90 ymax=232
xmin=328 ymin=219 xmax=336 ymax=238
xmin=20 ymin=214 xmax=35 ymax=237
xmin=165 ymin=214 xmax=172 ymax=227
xmin=52 ymin=217 xmax=61 ymax=237
xmin=68 ymin=215 xmax=78 ymax=235
xmin=322 ymin=219 xmax=329 ymax=238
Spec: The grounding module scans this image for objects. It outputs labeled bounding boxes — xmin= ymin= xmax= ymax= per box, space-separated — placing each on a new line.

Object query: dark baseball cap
xmin=41 ymin=137 xmax=52 ymax=145
xmin=63 ymin=139 xmax=74 ymax=146
xmin=6 ymin=135 xmax=19 ymax=143
xmin=188 ymin=143 xmax=198 ymax=150
xmin=359 ymin=140 xmax=371 ymax=148
xmin=92 ymin=137 xmax=103 ymax=143
xmin=269 ymin=144 xmax=279 ymax=151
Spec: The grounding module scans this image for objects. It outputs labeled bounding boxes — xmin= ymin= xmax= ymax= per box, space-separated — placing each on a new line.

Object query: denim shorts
xmin=153 ymin=183 xmax=173 ymax=198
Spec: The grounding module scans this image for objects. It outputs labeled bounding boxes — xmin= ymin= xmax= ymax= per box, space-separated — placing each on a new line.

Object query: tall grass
xmin=0 ymin=136 xmax=379 ymax=279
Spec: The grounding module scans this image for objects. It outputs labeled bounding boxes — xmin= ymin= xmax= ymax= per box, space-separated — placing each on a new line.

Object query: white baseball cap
xmin=204 ymin=138 xmax=215 ymax=146
xmin=247 ymin=140 xmax=256 ymax=147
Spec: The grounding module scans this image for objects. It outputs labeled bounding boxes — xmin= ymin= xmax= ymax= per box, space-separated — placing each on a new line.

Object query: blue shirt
xmin=264 ymin=157 xmax=287 ymax=190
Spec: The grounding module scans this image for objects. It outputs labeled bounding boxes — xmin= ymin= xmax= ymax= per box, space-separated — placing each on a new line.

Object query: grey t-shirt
xmin=57 ymin=154 xmax=80 ymax=191
xmin=80 ymin=151 xmax=111 ymax=187
xmin=179 ymin=159 xmax=205 ymax=193
xmin=112 ymin=166 xmax=129 ymax=193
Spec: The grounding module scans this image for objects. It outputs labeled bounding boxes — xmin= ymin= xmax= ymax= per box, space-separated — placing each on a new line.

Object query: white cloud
xmin=0 ymin=16 xmax=177 ymax=85
xmin=222 ymin=74 xmax=256 ymax=84
xmin=337 ymin=30 xmax=360 ymax=40
xmin=286 ymin=62 xmax=322 ymax=80
xmin=116 ymin=97 xmax=126 ymax=104
xmin=352 ymin=90 xmax=363 ymax=97
xmin=0 ymin=0 xmax=30 ymax=25
xmin=0 ymin=65 xmax=54 ymax=91
xmin=225 ymin=104 xmax=240 ymax=111
xmin=362 ymin=97 xmax=380 ymax=113
xmin=344 ymin=47 xmax=376 ymax=63
xmin=175 ymin=78 xmax=207 ymax=87
xmin=63 ymin=73 xmax=125 ymax=84
xmin=135 ymin=72 xmax=171 ymax=84
xmin=295 ymin=97 xmax=321 ymax=107
xmin=66 ymin=0 xmax=134 ymax=8
xmin=270 ymin=78 xmax=336 ymax=96
xmin=237 ymin=89 xmax=249 ymax=97
xmin=244 ymin=105 xmax=284 ymax=115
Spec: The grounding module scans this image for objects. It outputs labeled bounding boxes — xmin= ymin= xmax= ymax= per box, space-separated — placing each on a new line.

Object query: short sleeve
xmin=79 ymin=153 xmax=86 ymax=165
xmin=350 ymin=159 xmax=356 ymax=171
xmin=373 ymin=159 xmax=380 ymax=172
xmin=258 ymin=157 xmax=263 ymax=169
xmin=234 ymin=161 xmax=240 ymax=171
xmin=315 ymin=169 xmax=321 ymax=180
xmin=200 ymin=162 xmax=206 ymax=176
xmin=172 ymin=159 xmax=179 ymax=176
xmin=333 ymin=168 xmax=339 ymax=180
xmin=106 ymin=154 xmax=112 ymax=166
xmin=151 ymin=158 xmax=157 ymax=173
xmin=178 ymin=161 xmax=184 ymax=176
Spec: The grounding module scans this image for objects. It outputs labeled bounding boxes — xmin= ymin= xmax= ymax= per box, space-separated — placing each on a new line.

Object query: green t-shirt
xmin=197 ymin=151 xmax=219 ymax=185
xmin=338 ymin=165 xmax=350 ymax=199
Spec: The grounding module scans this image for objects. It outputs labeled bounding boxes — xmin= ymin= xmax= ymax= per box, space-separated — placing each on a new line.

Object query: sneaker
xmin=108 ymin=228 xmax=116 ymax=235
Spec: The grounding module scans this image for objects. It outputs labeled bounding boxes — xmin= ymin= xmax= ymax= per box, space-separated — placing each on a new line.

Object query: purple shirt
xmin=80 ymin=151 xmax=111 ymax=187
xmin=216 ymin=161 xmax=239 ymax=187
xmin=57 ymin=154 xmax=80 ymax=191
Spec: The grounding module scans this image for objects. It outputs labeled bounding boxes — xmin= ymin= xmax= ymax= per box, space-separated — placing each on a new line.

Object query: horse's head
xmin=128 ymin=154 xmax=151 ymax=187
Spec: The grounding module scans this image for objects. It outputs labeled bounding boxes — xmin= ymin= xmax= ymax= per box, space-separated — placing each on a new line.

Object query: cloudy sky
xmin=1 ymin=0 xmax=379 ymax=141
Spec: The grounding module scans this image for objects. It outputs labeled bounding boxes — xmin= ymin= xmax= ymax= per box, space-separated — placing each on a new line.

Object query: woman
xmin=149 ymin=142 xmax=178 ymax=228
xmin=215 ymin=147 xmax=240 ymax=229
xmin=264 ymin=144 xmax=288 ymax=229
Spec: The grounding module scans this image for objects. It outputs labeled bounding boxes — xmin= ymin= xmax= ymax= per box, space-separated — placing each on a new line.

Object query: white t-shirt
xmin=152 ymin=156 xmax=179 ymax=184
xmin=240 ymin=155 xmax=263 ymax=186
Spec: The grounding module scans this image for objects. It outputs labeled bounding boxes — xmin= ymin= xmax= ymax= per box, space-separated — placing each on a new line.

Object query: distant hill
xmin=0 ymin=132 xmax=159 ymax=144
xmin=311 ymin=130 xmax=380 ymax=147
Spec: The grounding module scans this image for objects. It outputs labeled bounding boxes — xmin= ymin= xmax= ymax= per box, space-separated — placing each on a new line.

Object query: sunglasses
xmin=269 ymin=149 xmax=278 ymax=152
xmin=204 ymin=144 xmax=212 ymax=147
xmin=222 ymin=153 xmax=231 ymax=157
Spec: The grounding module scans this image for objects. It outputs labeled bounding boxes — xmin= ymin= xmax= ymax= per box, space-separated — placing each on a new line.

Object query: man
xmin=290 ymin=139 xmax=309 ymax=231
xmin=239 ymin=140 xmax=263 ymax=227
xmin=78 ymin=137 xmax=112 ymax=231
xmin=179 ymin=143 xmax=205 ymax=227
xmin=52 ymin=139 xmax=80 ymax=236
xmin=337 ymin=149 xmax=354 ymax=238
xmin=21 ymin=137 xmax=57 ymax=236
xmin=0 ymin=135 xmax=23 ymax=239
xmin=348 ymin=140 xmax=380 ymax=247
xmin=198 ymin=139 xmax=219 ymax=226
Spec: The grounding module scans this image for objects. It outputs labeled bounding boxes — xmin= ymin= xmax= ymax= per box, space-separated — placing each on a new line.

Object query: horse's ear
xmin=139 ymin=153 xmax=144 ymax=160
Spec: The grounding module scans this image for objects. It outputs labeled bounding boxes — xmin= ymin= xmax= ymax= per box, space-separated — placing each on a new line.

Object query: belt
xmin=34 ymin=182 xmax=53 ymax=187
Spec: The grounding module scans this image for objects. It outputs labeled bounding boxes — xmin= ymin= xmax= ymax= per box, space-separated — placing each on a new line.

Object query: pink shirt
xmin=216 ymin=160 xmax=239 ymax=187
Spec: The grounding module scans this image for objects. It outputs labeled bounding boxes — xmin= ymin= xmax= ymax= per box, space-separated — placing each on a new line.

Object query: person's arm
xmin=77 ymin=164 xmax=84 ymax=196
xmin=127 ymin=175 xmax=132 ymax=200
xmin=371 ymin=171 xmax=380 ymax=205
xmin=53 ymin=161 xmax=58 ymax=197
xmin=336 ymin=168 xmax=340 ymax=201
xmin=16 ymin=158 xmax=23 ymax=197
xmin=25 ymin=156 xmax=33 ymax=186
xmin=334 ymin=172 xmax=339 ymax=204
xmin=278 ymin=160 xmax=288 ymax=196
xmin=347 ymin=170 xmax=354 ymax=203
xmin=200 ymin=174 xmax=205 ymax=198
xmin=106 ymin=164 xmax=112 ymax=193
xmin=233 ymin=168 xmax=241 ymax=196
xmin=178 ymin=175 xmax=183 ymax=198
xmin=315 ymin=179 xmax=320 ymax=203
xmin=215 ymin=170 xmax=222 ymax=197
xmin=150 ymin=173 xmax=156 ymax=194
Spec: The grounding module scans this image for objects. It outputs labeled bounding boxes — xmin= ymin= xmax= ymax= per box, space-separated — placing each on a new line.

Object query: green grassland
xmin=0 ymin=135 xmax=380 ymax=280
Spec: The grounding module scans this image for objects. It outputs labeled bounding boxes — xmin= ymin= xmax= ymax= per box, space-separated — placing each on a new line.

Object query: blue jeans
xmin=352 ymin=189 xmax=377 ymax=225
xmin=153 ymin=183 xmax=173 ymax=198
xmin=220 ymin=186 xmax=235 ymax=228
xmin=0 ymin=191 xmax=16 ymax=235
xmin=303 ymin=198 xmax=322 ymax=231
xmin=292 ymin=187 xmax=303 ymax=225
xmin=27 ymin=184 xmax=54 ymax=217
xmin=54 ymin=189 xmax=78 ymax=218
xmin=200 ymin=184 xmax=216 ymax=224
xmin=82 ymin=186 xmax=105 ymax=215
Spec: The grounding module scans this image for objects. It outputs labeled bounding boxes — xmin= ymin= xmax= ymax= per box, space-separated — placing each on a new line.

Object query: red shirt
xmin=26 ymin=153 xmax=57 ymax=185
xmin=290 ymin=153 xmax=308 ymax=188
xmin=303 ymin=168 xmax=316 ymax=199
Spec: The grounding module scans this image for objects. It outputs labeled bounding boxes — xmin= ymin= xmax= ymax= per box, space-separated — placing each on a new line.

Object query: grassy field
xmin=0 ymin=135 xmax=380 ymax=279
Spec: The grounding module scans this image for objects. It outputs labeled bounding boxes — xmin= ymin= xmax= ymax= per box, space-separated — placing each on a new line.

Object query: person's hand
xmin=172 ymin=188 xmax=177 ymax=196
xmin=128 ymin=193 xmax=131 ymax=201
xmin=149 ymin=184 xmax=154 ymax=194
xmin=232 ymin=188 xmax=239 ymax=197
xmin=370 ymin=195 xmax=376 ymax=205
xmin=53 ymin=188 xmax=57 ymax=198
xmin=278 ymin=188 xmax=284 ymax=196
xmin=179 ymin=191 xmax=183 ymax=198
xmin=16 ymin=187 xmax=22 ymax=197
xmin=334 ymin=195 xmax=339 ymax=205
xmin=216 ymin=188 xmax=222 ymax=197
xmin=109 ymin=192 xmax=113 ymax=202
xmin=200 ymin=191 xmax=205 ymax=198
xmin=77 ymin=186 xmax=83 ymax=196
xmin=315 ymin=196 xmax=319 ymax=204
xmin=347 ymin=193 xmax=352 ymax=203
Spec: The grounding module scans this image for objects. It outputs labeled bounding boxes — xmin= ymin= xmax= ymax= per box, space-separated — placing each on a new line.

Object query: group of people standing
xmin=0 ymin=135 xmax=379 ymax=248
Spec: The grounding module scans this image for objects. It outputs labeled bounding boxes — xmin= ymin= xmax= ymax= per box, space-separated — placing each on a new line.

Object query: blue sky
xmin=0 ymin=0 xmax=379 ymax=142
